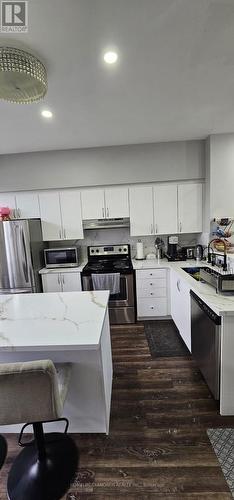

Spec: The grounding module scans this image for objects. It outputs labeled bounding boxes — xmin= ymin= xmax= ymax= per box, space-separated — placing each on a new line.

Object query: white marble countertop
xmin=133 ymin=258 xmax=234 ymax=316
xmin=0 ymin=290 xmax=109 ymax=351
xmin=39 ymin=261 xmax=87 ymax=274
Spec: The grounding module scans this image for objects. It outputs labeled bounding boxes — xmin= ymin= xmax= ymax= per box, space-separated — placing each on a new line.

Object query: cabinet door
xmin=60 ymin=190 xmax=84 ymax=240
xmin=38 ymin=192 xmax=62 ymax=241
xmin=105 ymin=187 xmax=129 ymax=218
xmin=178 ymin=183 xmax=203 ymax=233
xmin=0 ymin=193 xmax=16 ymax=217
xmin=170 ymin=270 xmax=191 ymax=351
xmin=62 ymin=273 xmax=82 ymax=292
xmin=81 ymin=189 xmax=105 ymax=219
xmin=15 ymin=192 xmax=40 ymax=219
xmin=154 ymin=184 xmax=178 ymax=234
xmin=129 ymin=186 xmax=154 ymax=236
xmin=41 ymin=273 xmax=62 ymax=292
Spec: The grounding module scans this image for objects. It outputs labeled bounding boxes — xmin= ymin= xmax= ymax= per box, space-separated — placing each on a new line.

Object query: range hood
xmin=83 ymin=218 xmax=130 ymax=230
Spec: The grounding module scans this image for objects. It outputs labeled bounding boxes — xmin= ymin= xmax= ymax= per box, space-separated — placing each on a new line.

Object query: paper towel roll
xmin=136 ymin=241 xmax=144 ymax=260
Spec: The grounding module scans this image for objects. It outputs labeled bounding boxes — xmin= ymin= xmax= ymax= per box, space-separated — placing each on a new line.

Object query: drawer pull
xmin=150 ymin=293 xmax=153 ymax=295
xmin=151 ymin=306 xmax=154 ymax=309
xmin=150 ymin=273 xmax=153 ymax=276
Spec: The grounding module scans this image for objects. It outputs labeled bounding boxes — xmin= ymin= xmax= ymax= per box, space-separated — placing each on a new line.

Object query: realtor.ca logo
xmin=0 ymin=1 xmax=28 ymax=32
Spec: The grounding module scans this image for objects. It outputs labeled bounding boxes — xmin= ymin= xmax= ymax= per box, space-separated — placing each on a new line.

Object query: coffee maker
xmin=166 ymin=236 xmax=178 ymax=260
xmin=165 ymin=235 xmax=186 ymax=261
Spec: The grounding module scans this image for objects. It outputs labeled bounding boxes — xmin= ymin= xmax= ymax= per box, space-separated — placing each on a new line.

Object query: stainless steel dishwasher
xmin=190 ymin=290 xmax=221 ymax=400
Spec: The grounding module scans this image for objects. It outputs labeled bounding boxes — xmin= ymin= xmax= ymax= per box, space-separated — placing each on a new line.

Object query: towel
xmin=91 ymin=273 xmax=120 ymax=295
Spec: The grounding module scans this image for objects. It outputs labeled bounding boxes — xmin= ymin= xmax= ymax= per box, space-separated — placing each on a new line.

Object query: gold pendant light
xmin=0 ymin=46 xmax=47 ymax=104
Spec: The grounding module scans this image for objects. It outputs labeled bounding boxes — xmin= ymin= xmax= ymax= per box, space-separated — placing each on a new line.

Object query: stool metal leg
xmin=7 ymin=425 xmax=79 ymax=500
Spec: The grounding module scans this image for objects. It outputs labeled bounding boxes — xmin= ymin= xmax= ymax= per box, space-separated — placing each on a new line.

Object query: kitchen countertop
xmin=133 ymin=258 xmax=234 ymax=316
xmin=0 ymin=290 xmax=109 ymax=351
xmin=39 ymin=260 xmax=87 ymax=274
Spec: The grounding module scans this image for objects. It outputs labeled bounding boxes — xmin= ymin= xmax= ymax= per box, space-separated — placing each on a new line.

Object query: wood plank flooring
xmin=1 ymin=323 xmax=234 ymax=499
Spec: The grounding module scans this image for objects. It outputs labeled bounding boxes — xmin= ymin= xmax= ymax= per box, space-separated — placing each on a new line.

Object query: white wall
xmin=209 ymin=134 xmax=234 ymax=218
xmin=0 ymin=140 xmax=205 ymax=192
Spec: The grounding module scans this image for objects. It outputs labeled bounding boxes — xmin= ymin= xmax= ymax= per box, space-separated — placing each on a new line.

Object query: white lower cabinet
xmin=170 ymin=269 xmax=191 ymax=351
xmin=136 ymin=269 xmax=169 ymax=318
xmin=42 ymin=272 xmax=82 ymax=293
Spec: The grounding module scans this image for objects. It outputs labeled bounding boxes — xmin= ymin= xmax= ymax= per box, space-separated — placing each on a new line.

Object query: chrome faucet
xmin=207 ymin=238 xmax=227 ymax=271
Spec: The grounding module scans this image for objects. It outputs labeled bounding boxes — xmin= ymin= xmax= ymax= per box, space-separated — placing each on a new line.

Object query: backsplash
xmin=48 ymin=228 xmax=201 ymax=261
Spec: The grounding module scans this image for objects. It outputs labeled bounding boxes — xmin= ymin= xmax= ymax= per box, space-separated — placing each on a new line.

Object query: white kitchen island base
xmin=0 ymin=291 xmax=112 ymax=434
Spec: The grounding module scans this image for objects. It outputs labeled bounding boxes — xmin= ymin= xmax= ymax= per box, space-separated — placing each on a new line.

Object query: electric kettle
xmin=194 ymin=245 xmax=203 ymax=261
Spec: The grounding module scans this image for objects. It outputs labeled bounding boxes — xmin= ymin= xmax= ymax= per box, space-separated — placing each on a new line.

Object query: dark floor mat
xmin=144 ymin=320 xmax=190 ymax=357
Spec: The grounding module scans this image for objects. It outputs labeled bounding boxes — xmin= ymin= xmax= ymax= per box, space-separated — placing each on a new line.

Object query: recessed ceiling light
xmin=103 ymin=51 xmax=118 ymax=64
xmin=41 ymin=109 xmax=53 ymax=118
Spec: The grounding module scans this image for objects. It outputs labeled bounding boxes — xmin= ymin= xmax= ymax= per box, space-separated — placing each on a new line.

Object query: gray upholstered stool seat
xmin=0 ymin=359 xmax=78 ymax=500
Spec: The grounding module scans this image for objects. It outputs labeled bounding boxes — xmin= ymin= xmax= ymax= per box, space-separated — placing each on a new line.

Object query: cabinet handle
xmin=63 ymin=275 xmax=65 ymax=284
xmin=179 ymin=222 xmax=182 ymax=232
xmin=59 ymin=229 xmax=62 ymax=239
xmin=155 ymin=224 xmax=158 ymax=233
xmin=107 ymin=207 xmax=109 ymax=218
xmin=176 ymin=279 xmax=181 ymax=292
xmin=64 ymin=229 xmax=66 ymax=239
xmin=58 ymin=275 xmax=60 ymax=285
xmin=102 ymin=208 xmax=105 ymax=218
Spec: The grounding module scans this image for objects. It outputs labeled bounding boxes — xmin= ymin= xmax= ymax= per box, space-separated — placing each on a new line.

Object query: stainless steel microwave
xmin=44 ymin=247 xmax=79 ymax=268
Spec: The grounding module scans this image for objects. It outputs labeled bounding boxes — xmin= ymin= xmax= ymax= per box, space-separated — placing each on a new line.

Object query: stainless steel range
xmin=81 ymin=244 xmax=135 ymax=324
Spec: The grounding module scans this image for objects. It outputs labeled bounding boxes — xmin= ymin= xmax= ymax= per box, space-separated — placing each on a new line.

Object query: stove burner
xmin=113 ymin=260 xmax=129 ymax=269
xmin=88 ymin=263 xmax=105 ymax=271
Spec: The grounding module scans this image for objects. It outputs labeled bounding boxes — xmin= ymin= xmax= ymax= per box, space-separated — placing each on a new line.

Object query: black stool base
xmin=7 ymin=432 xmax=78 ymax=500
xmin=0 ymin=434 xmax=7 ymax=469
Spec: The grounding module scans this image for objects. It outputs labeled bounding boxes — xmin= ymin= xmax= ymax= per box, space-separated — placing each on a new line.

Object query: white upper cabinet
xmin=60 ymin=190 xmax=83 ymax=240
xmin=129 ymin=186 xmax=154 ymax=236
xmin=178 ymin=183 xmax=203 ymax=233
xmin=39 ymin=190 xmax=84 ymax=241
xmin=81 ymin=187 xmax=129 ymax=220
xmin=15 ymin=192 xmax=40 ymax=219
xmin=81 ymin=189 xmax=105 ymax=219
xmin=154 ymin=184 xmax=178 ymax=234
xmin=39 ymin=191 xmax=62 ymax=241
xmin=105 ymin=187 xmax=129 ymax=218
xmin=0 ymin=193 xmax=16 ymax=217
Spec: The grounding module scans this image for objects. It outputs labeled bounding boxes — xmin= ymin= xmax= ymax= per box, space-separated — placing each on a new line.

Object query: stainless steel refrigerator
xmin=0 ymin=219 xmax=44 ymax=294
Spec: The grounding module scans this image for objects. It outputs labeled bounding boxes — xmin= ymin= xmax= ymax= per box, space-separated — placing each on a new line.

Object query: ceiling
xmin=0 ymin=0 xmax=234 ymax=154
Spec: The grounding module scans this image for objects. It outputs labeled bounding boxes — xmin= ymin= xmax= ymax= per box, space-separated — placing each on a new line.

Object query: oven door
xmin=82 ymin=273 xmax=134 ymax=307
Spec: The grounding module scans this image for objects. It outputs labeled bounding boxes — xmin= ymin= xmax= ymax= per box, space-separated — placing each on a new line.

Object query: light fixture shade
xmin=0 ymin=46 xmax=47 ymax=104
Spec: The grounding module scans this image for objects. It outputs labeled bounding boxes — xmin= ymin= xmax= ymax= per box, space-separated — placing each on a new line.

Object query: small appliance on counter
xmin=181 ymin=246 xmax=195 ymax=259
xmin=164 ymin=236 xmax=186 ymax=262
xmin=44 ymin=247 xmax=79 ymax=268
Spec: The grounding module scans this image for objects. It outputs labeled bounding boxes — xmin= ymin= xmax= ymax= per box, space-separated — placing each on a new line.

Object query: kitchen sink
xmin=182 ymin=267 xmax=202 ymax=281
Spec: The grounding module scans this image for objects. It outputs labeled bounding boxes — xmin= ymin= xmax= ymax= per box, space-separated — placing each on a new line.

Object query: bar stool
xmin=0 ymin=359 xmax=79 ymax=500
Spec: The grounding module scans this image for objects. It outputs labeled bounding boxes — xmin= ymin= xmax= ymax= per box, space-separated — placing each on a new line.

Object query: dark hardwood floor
xmin=1 ymin=323 xmax=234 ymax=499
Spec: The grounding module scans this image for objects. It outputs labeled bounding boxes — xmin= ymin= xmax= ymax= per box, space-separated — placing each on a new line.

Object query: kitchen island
xmin=0 ymin=290 xmax=112 ymax=434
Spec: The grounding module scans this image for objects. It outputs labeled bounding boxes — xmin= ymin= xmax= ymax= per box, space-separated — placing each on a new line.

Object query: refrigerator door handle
xmin=20 ymin=227 xmax=29 ymax=283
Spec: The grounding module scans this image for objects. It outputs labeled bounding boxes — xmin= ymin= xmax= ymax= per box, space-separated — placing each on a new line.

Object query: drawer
xmin=137 ymin=269 xmax=167 ymax=280
xmin=137 ymin=283 xmax=167 ymax=298
xmin=137 ymin=298 xmax=168 ymax=318
xmin=137 ymin=277 xmax=166 ymax=290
